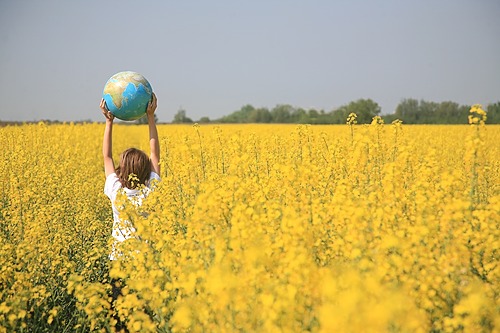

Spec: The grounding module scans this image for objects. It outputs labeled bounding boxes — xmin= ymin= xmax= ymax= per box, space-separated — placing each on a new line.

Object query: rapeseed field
xmin=1 ymin=107 xmax=498 ymax=332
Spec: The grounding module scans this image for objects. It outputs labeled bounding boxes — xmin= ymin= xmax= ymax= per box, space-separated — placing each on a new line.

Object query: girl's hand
xmin=147 ymin=93 xmax=157 ymax=117
xmin=100 ymin=99 xmax=114 ymax=122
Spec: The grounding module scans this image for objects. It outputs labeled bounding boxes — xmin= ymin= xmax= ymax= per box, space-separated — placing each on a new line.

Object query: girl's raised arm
xmin=101 ymin=99 xmax=116 ymax=177
xmin=147 ymin=93 xmax=160 ymax=175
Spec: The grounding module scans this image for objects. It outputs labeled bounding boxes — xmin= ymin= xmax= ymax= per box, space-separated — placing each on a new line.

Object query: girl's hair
xmin=115 ymin=148 xmax=152 ymax=189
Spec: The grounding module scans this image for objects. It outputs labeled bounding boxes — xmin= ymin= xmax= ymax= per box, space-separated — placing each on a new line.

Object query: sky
xmin=0 ymin=0 xmax=499 ymax=122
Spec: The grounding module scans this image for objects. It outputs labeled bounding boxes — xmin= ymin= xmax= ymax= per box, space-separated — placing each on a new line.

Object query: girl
xmin=101 ymin=93 xmax=160 ymax=260
xmin=101 ymin=93 xmax=160 ymax=332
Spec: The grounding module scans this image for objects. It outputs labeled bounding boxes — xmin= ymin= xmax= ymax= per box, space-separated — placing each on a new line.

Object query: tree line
xmin=171 ymin=99 xmax=500 ymax=124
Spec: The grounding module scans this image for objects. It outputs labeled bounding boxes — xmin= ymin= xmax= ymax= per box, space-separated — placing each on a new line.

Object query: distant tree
xmin=395 ymin=99 xmax=420 ymax=123
xmin=249 ymin=108 xmax=272 ymax=123
xmin=330 ymin=107 xmax=349 ymax=124
xmin=437 ymin=101 xmax=457 ymax=121
xmin=395 ymin=99 xmax=472 ymax=124
xmin=290 ymin=107 xmax=309 ymax=123
xmin=418 ymin=100 xmax=439 ymax=123
xmin=271 ymin=105 xmax=294 ymax=123
xmin=191 ymin=98 xmax=495 ymax=125
xmin=334 ymin=99 xmax=381 ymax=124
xmin=198 ymin=116 xmax=211 ymax=124
xmin=382 ymin=113 xmax=399 ymax=124
xmin=307 ymin=109 xmax=319 ymax=124
xmin=316 ymin=110 xmax=333 ymax=124
xmin=435 ymin=101 xmax=468 ymax=124
xmin=487 ymin=102 xmax=500 ymax=124
xmin=172 ymin=108 xmax=193 ymax=123
xmin=219 ymin=104 xmax=256 ymax=123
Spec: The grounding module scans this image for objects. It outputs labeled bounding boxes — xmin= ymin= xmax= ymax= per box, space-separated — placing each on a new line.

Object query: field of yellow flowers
xmin=1 ymin=108 xmax=499 ymax=332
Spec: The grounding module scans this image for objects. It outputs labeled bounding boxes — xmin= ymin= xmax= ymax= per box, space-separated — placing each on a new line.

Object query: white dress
xmin=104 ymin=172 xmax=160 ymax=260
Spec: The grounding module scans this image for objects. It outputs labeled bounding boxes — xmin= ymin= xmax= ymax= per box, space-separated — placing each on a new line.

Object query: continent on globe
xmin=102 ymin=71 xmax=153 ymax=121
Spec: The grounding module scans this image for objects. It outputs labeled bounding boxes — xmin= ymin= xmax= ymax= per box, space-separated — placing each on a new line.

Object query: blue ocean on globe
xmin=102 ymin=71 xmax=153 ymax=121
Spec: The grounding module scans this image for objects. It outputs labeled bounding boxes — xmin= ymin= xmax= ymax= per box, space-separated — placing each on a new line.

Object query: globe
xmin=102 ymin=71 xmax=153 ymax=121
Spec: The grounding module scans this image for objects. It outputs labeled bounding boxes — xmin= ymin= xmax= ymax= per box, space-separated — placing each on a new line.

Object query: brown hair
xmin=115 ymin=148 xmax=152 ymax=189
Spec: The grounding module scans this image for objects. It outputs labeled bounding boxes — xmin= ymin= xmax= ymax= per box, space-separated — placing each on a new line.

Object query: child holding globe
xmin=101 ymin=93 xmax=160 ymax=332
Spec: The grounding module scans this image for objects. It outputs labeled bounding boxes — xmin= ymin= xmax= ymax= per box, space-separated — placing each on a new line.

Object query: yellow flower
xmin=1 ymin=122 xmax=498 ymax=332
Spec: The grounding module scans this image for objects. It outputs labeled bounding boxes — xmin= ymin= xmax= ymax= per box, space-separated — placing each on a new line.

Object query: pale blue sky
xmin=1 ymin=0 xmax=499 ymax=122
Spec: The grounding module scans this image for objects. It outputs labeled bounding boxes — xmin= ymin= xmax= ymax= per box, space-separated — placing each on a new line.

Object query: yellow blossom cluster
xmin=0 ymin=109 xmax=499 ymax=332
